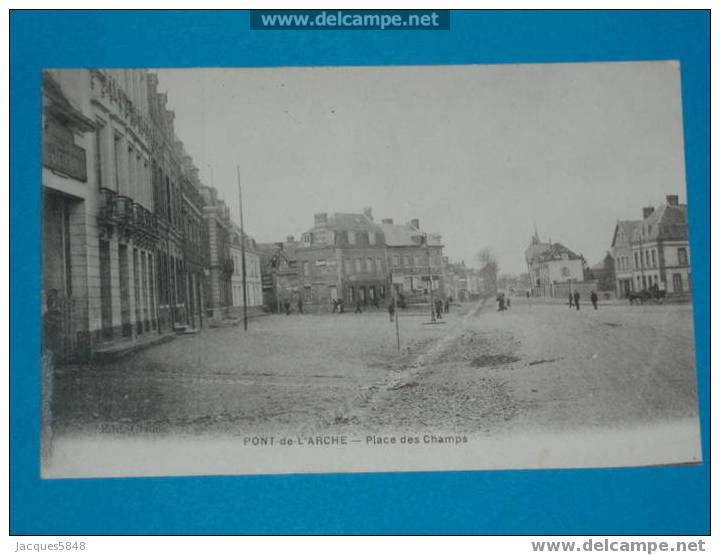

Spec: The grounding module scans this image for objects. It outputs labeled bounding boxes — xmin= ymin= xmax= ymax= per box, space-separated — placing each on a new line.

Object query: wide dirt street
xmin=53 ymin=298 xmax=699 ymax=440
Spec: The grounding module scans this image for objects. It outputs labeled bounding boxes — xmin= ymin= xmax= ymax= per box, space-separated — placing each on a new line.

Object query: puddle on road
xmin=470 ymin=354 xmax=520 ymax=368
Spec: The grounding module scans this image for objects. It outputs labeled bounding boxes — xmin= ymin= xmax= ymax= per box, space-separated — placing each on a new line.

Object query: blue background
xmin=10 ymin=10 xmax=710 ymax=534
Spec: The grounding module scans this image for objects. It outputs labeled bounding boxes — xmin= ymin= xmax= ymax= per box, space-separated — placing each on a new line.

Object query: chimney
xmin=381 ymin=218 xmax=394 ymax=224
xmin=642 ymin=206 xmax=655 ymax=219
xmin=314 ymin=212 xmax=328 ymax=226
xmin=666 ymin=194 xmax=679 ymax=207
xmin=286 ymin=235 xmax=295 ymax=243
xmin=363 ymin=207 xmax=373 ymax=220
xmin=410 ymin=218 xmax=420 ymax=229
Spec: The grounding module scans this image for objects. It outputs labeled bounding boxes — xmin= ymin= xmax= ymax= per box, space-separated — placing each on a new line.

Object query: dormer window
xmin=302 ymin=233 xmax=312 ymax=246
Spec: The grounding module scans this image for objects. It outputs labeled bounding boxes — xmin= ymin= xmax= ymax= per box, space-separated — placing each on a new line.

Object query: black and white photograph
xmin=41 ymin=61 xmax=700 ymax=478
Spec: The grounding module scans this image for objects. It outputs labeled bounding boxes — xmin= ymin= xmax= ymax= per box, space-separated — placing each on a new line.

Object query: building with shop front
xmin=258 ymin=239 xmax=300 ymax=312
xmin=378 ymin=217 xmax=444 ymax=304
xmin=41 ymin=69 xmax=211 ymax=362
xmin=292 ymin=209 xmax=389 ymax=310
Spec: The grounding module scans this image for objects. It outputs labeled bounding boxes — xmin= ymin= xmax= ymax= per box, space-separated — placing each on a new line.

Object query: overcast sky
xmin=156 ymin=61 xmax=686 ymax=275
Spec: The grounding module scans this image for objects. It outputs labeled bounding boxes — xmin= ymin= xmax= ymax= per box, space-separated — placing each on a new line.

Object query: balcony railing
xmin=98 ymin=188 xmax=158 ymax=244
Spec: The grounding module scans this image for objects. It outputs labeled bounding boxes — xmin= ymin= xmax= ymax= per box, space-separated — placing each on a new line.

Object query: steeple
xmin=532 ymin=222 xmax=541 ymax=245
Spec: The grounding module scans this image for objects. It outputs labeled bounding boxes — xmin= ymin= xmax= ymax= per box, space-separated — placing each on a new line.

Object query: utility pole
xmin=236 ymin=166 xmax=248 ymax=331
xmin=425 ymin=233 xmax=437 ymax=323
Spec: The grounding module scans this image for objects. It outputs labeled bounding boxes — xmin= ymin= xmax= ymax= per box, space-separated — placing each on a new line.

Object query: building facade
xmin=229 ymin=227 xmax=264 ymax=315
xmin=627 ymin=195 xmax=691 ymax=296
xmin=199 ymin=186 xmax=234 ymax=321
xmin=610 ymin=220 xmax=641 ymax=298
xmin=525 ymin=231 xmax=586 ymax=297
xmin=42 ymin=69 xmax=211 ymax=362
xmin=378 ymin=218 xmax=445 ymax=304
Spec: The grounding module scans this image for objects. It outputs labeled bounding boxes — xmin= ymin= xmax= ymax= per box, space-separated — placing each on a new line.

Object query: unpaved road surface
xmin=52 ymin=299 xmax=699 ymax=439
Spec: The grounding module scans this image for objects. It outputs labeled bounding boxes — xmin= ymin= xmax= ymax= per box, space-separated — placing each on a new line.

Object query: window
xmin=345 ymin=259 xmax=351 ymax=275
xmin=404 ymin=256 xmax=411 ymax=267
xmin=365 ymin=258 xmax=373 ymax=272
xmin=302 ymin=261 xmax=310 ymax=276
xmin=368 ymin=231 xmax=376 ymax=245
xmin=113 ymin=133 xmax=122 ymax=192
xmin=376 ymin=258 xmax=383 ymax=273
xmin=393 ymin=255 xmax=400 ymax=267
xmin=634 ymin=253 xmax=639 ymax=269
xmin=303 ymin=286 xmax=312 ymax=302
xmin=355 ymin=258 xmax=362 ymax=273
xmin=348 ymin=231 xmax=356 ymax=245
xmin=651 ymin=250 xmax=657 ymax=268
xmin=672 ymin=273 xmax=683 ymax=292
xmin=678 ymin=247 xmax=688 ymax=266
xmin=95 ymin=122 xmax=104 ymax=189
xmin=414 ymin=256 xmax=423 ymax=267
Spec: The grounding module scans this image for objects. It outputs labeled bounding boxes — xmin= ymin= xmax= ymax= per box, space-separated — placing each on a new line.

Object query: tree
xmin=476 ymin=248 xmax=499 ymax=294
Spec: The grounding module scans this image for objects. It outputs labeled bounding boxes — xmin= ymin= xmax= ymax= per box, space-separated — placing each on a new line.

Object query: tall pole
xmin=236 ymin=166 xmax=248 ymax=331
xmin=426 ymin=233 xmax=436 ymax=323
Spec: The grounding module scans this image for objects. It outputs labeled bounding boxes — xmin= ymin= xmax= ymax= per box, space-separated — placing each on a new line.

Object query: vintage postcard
xmin=40 ymin=61 xmax=700 ymax=478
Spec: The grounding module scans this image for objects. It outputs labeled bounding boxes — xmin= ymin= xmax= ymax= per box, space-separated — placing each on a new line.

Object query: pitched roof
xmin=634 ymin=203 xmax=688 ymax=242
xmin=526 ymin=241 xmax=581 ymax=263
xmin=611 ymin=220 xmax=641 ymax=248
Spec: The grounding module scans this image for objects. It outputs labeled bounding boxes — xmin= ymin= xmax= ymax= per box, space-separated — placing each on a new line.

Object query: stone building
xmin=229 ymin=226 xmax=264 ymax=316
xmin=41 ymin=69 xmax=210 ymax=361
xmin=199 ymin=185 xmax=234 ymax=321
xmin=258 ymin=240 xmax=300 ymax=313
xmin=378 ymin=217 xmax=445 ymax=304
xmin=626 ymin=195 xmax=691 ymax=297
xmin=525 ymin=230 xmax=588 ymax=298
xmin=610 ymin=220 xmax=641 ymax=298
xmin=296 ymin=209 xmax=388 ymax=310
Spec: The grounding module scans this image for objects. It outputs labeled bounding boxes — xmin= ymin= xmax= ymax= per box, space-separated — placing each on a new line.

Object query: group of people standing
xmin=568 ymin=290 xmax=599 ymax=310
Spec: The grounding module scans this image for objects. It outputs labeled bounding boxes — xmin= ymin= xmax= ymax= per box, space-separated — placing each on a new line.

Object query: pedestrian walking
xmin=388 ymin=301 xmax=395 ymax=322
xmin=506 ymin=296 xmax=511 ymax=309
xmin=355 ymin=299 xmax=363 ymax=314
xmin=569 ymin=292 xmax=574 ymax=309
xmin=297 ymin=299 xmax=304 ymax=314
xmin=332 ymin=299 xmax=338 ymax=313
xmin=590 ymin=290 xmax=598 ymax=310
xmin=435 ymin=299 xmax=443 ymax=320
xmin=573 ymin=291 xmax=580 ymax=311
xmin=338 ymin=298 xmax=345 ymax=313
xmin=284 ymin=299 xmax=291 ymax=315
xmin=444 ymin=299 xmax=450 ymax=313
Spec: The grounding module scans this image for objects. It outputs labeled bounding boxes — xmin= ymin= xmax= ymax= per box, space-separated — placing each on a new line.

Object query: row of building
xmin=42 ymin=68 xmax=490 ymax=363
xmin=256 ymin=209 xmax=488 ymax=312
xmin=523 ymin=195 xmax=691 ymax=300
xmin=42 ymin=69 xmax=263 ymax=363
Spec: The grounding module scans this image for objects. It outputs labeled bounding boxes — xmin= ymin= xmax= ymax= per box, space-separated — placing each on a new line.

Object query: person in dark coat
xmin=435 ymin=299 xmax=443 ymax=320
xmin=388 ymin=301 xmax=395 ymax=322
xmin=297 ymin=299 xmax=304 ymax=314
xmin=590 ymin=290 xmax=598 ymax=310
xmin=444 ymin=299 xmax=450 ymax=313
xmin=573 ymin=291 xmax=580 ymax=310
xmin=355 ymin=299 xmax=363 ymax=314
xmin=569 ymin=292 xmax=574 ymax=309
xmin=284 ymin=299 xmax=291 ymax=315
